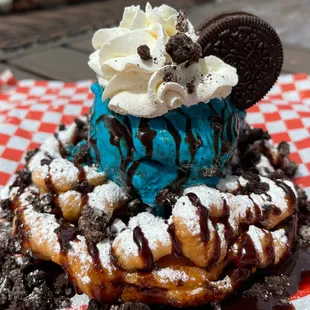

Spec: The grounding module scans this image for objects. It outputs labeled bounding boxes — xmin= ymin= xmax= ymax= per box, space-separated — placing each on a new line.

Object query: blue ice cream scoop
xmin=76 ymin=82 xmax=246 ymax=205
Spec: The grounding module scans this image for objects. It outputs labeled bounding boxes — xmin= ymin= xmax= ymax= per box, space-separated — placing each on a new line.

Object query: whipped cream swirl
xmin=89 ymin=3 xmax=238 ymax=118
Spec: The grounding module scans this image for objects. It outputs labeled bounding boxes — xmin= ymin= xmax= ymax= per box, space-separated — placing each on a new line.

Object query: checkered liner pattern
xmin=0 ymin=69 xmax=310 ymax=309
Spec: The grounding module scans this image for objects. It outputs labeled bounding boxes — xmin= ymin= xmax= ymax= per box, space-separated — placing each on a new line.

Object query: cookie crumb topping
xmin=165 ymin=33 xmax=202 ymax=64
xmin=137 ymin=45 xmax=152 ymax=61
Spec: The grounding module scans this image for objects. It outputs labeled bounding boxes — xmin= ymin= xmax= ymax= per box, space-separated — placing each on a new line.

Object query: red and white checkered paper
xmin=0 ymin=69 xmax=309 ymax=308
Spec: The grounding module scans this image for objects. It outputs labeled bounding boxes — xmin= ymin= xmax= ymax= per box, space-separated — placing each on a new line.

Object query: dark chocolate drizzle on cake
xmin=137 ymin=119 xmax=157 ymax=158
xmin=167 ymin=223 xmax=183 ymax=258
xmin=163 ymin=112 xmax=202 ymax=194
xmin=133 ymin=226 xmax=154 ymax=270
xmin=101 ymin=115 xmax=134 ymax=176
xmin=89 ymin=137 xmax=101 ymax=163
xmin=44 ymin=164 xmax=56 ymax=193
xmin=54 ymin=132 xmax=68 ymax=158
xmin=186 ymin=192 xmax=210 ymax=243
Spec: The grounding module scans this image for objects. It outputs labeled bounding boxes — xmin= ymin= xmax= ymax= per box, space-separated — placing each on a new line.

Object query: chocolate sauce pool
xmin=151 ymin=245 xmax=310 ymax=310
xmin=219 ymin=245 xmax=310 ymax=310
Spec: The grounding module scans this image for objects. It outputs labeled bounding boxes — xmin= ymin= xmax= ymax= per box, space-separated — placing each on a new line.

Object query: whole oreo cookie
xmin=198 ymin=13 xmax=283 ymax=110
xmin=198 ymin=11 xmax=255 ymax=33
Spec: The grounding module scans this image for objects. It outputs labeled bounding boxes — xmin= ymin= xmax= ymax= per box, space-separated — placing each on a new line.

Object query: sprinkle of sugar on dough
xmin=128 ymin=212 xmax=170 ymax=250
xmin=23 ymin=209 xmax=61 ymax=254
xmin=97 ymin=239 xmax=116 ymax=274
xmin=88 ymin=181 xmax=128 ymax=215
xmin=155 ymin=268 xmax=189 ymax=284
xmin=68 ymin=236 xmax=93 ymax=284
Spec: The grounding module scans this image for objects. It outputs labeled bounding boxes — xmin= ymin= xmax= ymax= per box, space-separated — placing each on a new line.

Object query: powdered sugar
xmin=83 ymin=165 xmax=106 ymax=183
xmin=113 ymin=228 xmax=139 ymax=257
xmin=110 ymin=218 xmax=126 ymax=235
xmin=68 ymin=235 xmax=92 ymax=285
xmin=0 ymin=184 xmax=12 ymax=200
xmin=271 ymin=228 xmax=288 ymax=263
xmin=247 ymin=225 xmax=265 ymax=263
xmin=42 ymin=136 xmax=63 ymax=157
xmin=173 ymin=196 xmax=200 ymax=235
xmin=28 ymin=136 xmax=64 ymax=172
xmin=128 ymin=212 xmax=170 ymax=251
xmin=23 ymin=209 xmax=60 ymax=254
xmin=216 ymin=223 xmax=227 ymax=260
xmin=225 ymin=193 xmax=254 ymax=230
xmin=183 ymin=185 xmax=224 ymax=212
xmin=50 ymin=158 xmax=79 ymax=187
xmin=14 ymin=254 xmax=26 ymax=266
xmin=189 ymin=287 xmax=204 ymax=296
xmin=58 ymin=190 xmax=81 ymax=206
xmin=18 ymin=186 xmax=39 ymax=207
xmin=28 ymin=150 xmax=48 ymax=172
xmin=213 ymin=276 xmax=232 ymax=291
xmin=282 ymin=179 xmax=297 ymax=197
xmin=57 ymin=122 xmax=77 ymax=146
xmin=155 ymin=268 xmax=189 ymax=284
xmin=113 ymin=212 xmax=170 ymax=257
xmin=272 ymin=228 xmax=287 ymax=245
xmin=256 ymin=155 xmax=275 ymax=176
xmin=216 ymin=175 xmax=240 ymax=192
xmin=80 ymin=275 xmax=91 ymax=285
xmin=251 ymin=176 xmax=292 ymax=212
xmin=88 ymin=181 xmax=128 ymax=217
xmin=97 ymin=239 xmax=115 ymax=274
xmin=37 ymin=164 xmax=49 ymax=179
xmin=238 ymin=176 xmax=248 ymax=187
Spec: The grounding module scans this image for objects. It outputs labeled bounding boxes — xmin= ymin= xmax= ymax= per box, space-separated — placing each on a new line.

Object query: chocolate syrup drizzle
xmin=276 ymin=181 xmax=297 ymax=212
xmin=93 ymin=101 xmax=239 ymax=205
xmin=17 ymin=166 xmax=309 ymax=310
xmin=44 ymin=165 xmax=56 ymax=193
xmin=163 ymin=112 xmax=201 ymax=194
xmin=41 ymin=137 xmax=300 ymax=308
xmin=234 ymin=234 xmax=259 ymax=268
xmin=133 ymin=226 xmax=154 ymax=270
xmin=219 ymin=244 xmax=310 ymax=310
xmin=186 ymin=193 xmax=210 ymax=243
xmin=89 ymin=137 xmax=101 ymax=163
xmin=19 ymin=114 xmax=308 ymax=309
xmin=137 ymin=119 xmax=157 ymax=158
xmin=167 ymin=223 xmax=183 ymax=258
xmin=101 ymin=115 xmax=135 ymax=176
xmin=101 ymin=115 xmax=159 ymax=198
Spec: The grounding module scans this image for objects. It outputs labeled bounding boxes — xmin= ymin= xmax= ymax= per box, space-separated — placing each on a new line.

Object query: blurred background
xmin=0 ymin=0 xmax=309 ymax=81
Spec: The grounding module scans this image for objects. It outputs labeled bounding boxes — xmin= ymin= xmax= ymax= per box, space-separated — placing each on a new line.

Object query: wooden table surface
xmin=1 ymin=0 xmax=310 ymax=81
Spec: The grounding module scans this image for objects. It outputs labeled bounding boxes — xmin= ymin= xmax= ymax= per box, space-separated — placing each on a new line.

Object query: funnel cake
xmin=0 ymin=3 xmax=308 ymax=310
xmin=3 ymin=117 xmax=298 ymax=308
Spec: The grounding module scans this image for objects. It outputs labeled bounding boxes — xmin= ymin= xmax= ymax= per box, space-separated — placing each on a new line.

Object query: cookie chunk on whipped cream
xmin=88 ymin=3 xmax=238 ymax=118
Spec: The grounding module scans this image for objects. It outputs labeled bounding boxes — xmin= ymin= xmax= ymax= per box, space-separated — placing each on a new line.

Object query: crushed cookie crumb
xmin=245 ymin=275 xmax=290 ymax=302
xmin=163 ymin=71 xmax=179 ymax=83
xmin=176 ymin=10 xmax=188 ymax=33
xmin=137 ymin=45 xmax=152 ymax=60
xmin=166 ymin=33 xmax=202 ymax=64
xmin=59 ymin=124 xmax=66 ymax=131
xmin=25 ymin=148 xmax=39 ymax=163
xmin=278 ymin=141 xmax=290 ymax=157
xmin=78 ymin=205 xmax=108 ymax=244
xmin=186 ymin=80 xmax=195 ymax=94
